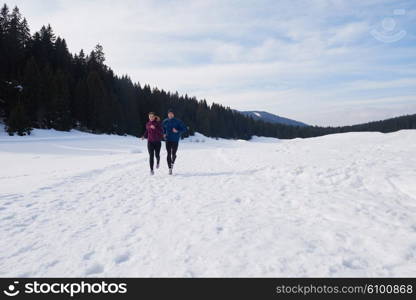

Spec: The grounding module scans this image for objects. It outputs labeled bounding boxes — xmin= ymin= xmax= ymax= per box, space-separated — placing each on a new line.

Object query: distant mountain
xmin=240 ymin=111 xmax=309 ymax=127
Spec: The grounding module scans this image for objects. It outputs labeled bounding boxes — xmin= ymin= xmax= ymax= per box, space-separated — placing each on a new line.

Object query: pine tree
xmin=54 ymin=37 xmax=71 ymax=70
xmin=0 ymin=4 xmax=9 ymax=39
xmin=6 ymin=6 xmax=28 ymax=77
xmin=87 ymin=44 xmax=105 ymax=69
xmin=22 ymin=56 xmax=42 ymax=126
xmin=86 ymin=71 xmax=110 ymax=132
xmin=36 ymin=24 xmax=56 ymax=66
xmin=49 ymin=70 xmax=72 ymax=131
xmin=93 ymin=44 xmax=105 ymax=64
xmin=73 ymin=78 xmax=89 ymax=128
xmin=19 ymin=17 xmax=30 ymax=46
xmin=6 ymin=103 xmax=32 ymax=135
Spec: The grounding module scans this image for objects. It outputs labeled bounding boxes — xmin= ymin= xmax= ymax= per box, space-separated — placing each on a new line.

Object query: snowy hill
xmin=1 ymin=126 xmax=416 ymax=277
xmin=240 ymin=110 xmax=309 ymax=127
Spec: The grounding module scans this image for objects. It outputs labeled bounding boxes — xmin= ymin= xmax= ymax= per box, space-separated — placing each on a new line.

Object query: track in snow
xmin=1 ymin=129 xmax=416 ymax=277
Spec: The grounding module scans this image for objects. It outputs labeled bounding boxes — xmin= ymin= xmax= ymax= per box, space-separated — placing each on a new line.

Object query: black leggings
xmin=166 ymin=141 xmax=179 ymax=168
xmin=147 ymin=141 xmax=161 ymax=170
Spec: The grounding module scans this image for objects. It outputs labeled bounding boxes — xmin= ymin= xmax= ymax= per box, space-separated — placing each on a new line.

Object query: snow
xmin=250 ymin=135 xmax=281 ymax=143
xmin=253 ymin=112 xmax=262 ymax=117
xmin=1 ymin=125 xmax=416 ymax=277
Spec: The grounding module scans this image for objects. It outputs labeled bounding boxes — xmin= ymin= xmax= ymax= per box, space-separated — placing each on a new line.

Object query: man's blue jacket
xmin=163 ymin=118 xmax=187 ymax=142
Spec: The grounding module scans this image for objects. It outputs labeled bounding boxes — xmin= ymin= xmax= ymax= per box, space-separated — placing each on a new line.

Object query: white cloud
xmin=328 ymin=22 xmax=369 ymax=45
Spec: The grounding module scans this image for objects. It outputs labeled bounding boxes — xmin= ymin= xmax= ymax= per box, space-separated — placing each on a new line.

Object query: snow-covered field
xmin=1 ymin=125 xmax=416 ymax=277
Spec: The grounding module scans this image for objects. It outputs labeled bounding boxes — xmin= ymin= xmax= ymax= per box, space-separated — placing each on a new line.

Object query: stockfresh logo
xmin=3 ymin=281 xmax=20 ymax=297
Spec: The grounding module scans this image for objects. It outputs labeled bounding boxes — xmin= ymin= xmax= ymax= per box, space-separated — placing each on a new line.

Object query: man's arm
xmin=162 ymin=119 xmax=168 ymax=138
xmin=178 ymin=120 xmax=187 ymax=134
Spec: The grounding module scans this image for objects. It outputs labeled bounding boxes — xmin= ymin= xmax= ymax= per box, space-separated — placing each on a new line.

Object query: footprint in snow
xmin=83 ymin=251 xmax=94 ymax=260
xmin=342 ymin=257 xmax=367 ymax=270
xmin=85 ymin=263 xmax=104 ymax=276
xmin=114 ymin=253 xmax=130 ymax=264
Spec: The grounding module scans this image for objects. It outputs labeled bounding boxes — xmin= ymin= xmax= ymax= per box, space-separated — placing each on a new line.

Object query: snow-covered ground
xmin=1 ymin=125 xmax=416 ymax=277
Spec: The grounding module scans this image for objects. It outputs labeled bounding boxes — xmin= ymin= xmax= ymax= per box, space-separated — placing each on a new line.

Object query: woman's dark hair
xmin=148 ymin=112 xmax=156 ymax=115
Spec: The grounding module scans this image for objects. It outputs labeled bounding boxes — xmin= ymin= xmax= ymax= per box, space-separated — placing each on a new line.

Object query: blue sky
xmin=9 ymin=0 xmax=416 ymax=126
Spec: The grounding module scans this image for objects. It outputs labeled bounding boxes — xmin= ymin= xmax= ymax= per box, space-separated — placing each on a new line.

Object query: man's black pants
xmin=147 ymin=141 xmax=161 ymax=171
xmin=166 ymin=141 xmax=179 ymax=169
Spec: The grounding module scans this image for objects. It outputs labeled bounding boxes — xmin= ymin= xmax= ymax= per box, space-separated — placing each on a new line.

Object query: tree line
xmin=1 ymin=4 xmax=415 ymax=138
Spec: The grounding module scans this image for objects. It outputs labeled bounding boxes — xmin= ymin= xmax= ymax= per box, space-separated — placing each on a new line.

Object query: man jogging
xmin=162 ymin=109 xmax=187 ymax=175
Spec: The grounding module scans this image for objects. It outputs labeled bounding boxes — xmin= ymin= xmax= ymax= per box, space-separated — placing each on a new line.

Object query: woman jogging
xmin=142 ymin=112 xmax=164 ymax=175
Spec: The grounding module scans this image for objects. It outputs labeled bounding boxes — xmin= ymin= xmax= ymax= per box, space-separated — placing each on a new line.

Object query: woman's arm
xmin=142 ymin=122 xmax=149 ymax=139
xmin=155 ymin=121 xmax=163 ymax=137
xmin=162 ymin=120 xmax=168 ymax=135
